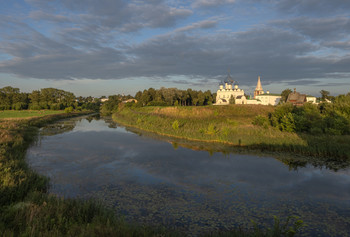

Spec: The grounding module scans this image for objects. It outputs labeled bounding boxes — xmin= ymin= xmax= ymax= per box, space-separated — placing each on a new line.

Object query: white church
xmin=215 ymin=73 xmax=318 ymax=106
xmin=215 ymin=73 xmax=245 ymax=105
xmin=215 ymin=74 xmax=282 ymax=106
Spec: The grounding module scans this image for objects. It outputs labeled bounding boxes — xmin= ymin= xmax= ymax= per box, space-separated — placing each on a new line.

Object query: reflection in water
xmin=26 ymin=116 xmax=350 ymax=236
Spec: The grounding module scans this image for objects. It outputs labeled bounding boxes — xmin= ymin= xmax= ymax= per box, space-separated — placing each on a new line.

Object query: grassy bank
xmin=112 ymin=105 xmax=350 ymax=160
xmin=0 ymin=111 xmax=304 ymax=236
xmin=0 ymin=110 xmax=64 ymax=119
xmin=0 ymin=112 xmax=177 ymax=236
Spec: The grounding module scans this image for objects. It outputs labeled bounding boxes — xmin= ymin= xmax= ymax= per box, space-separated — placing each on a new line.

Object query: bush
xmin=172 ymin=120 xmax=179 ymax=130
xmin=124 ymin=101 xmax=135 ymax=108
xmin=206 ymin=123 xmax=218 ymax=135
xmin=64 ymin=107 xmax=74 ymax=113
xmin=252 ymin=115 xmax=268 ymax=128
xmin=280 ymin=112 xmax=296 ymax=132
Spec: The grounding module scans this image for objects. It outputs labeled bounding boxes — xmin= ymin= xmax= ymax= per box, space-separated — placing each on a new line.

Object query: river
xmin=26 ymin=115 xmax=350 ymax=236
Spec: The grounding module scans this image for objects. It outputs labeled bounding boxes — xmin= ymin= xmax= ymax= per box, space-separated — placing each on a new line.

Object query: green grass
xmin=0 ymin=110 xmax=63 ymax=119
xmin=0 ymin=110 xmax=304 ymax=236
xmin=113 ymin=105 xmax=350 ymax=160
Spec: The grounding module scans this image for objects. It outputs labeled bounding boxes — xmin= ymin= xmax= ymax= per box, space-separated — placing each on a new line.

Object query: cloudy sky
xmin=1 ymin=0 xmax=350 ymax=97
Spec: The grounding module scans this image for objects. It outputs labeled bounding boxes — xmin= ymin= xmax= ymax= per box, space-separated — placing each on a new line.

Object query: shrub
xmin=64 ymin=107 xmax=74 ymax=113
xmin=280 ymin=112 xmax=296 ymax=132
xmin=252 ymin=115 xmax=268 ymax=127
xmin=206 ymin=123 xmax=218 ymax=135
xmin=124 ymin=101 xmax=135 ymax=108
xmin=172 ymin=120 xmax=179 ymax=130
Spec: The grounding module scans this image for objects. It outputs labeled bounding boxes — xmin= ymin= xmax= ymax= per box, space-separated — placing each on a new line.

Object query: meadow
xmin=113 ymin=105 xmax=350 ymax=160
xmin=0 ymin=110 xmax=63 ymax=119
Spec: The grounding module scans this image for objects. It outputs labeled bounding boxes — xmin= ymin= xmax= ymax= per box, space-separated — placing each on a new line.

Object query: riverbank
xmin=0 ymin=111 xmax=177 ymax=236
xmin=112 ymin=105 xmax=350 ymax=160
xmin=0 ymin=110 xmax=64 ymax=119
xmin=0 ymin=111 xmax=305 ymax=236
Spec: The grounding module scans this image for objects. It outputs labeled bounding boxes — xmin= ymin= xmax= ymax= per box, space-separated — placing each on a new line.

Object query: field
xmin=113 ymin=105 xmax=350 ymax=160
xmin=0 ymin=110 xmax=63 ymax=119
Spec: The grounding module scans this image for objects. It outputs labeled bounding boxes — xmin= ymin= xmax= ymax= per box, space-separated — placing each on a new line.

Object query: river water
xmin=26 ymin=115 xmax=350 ymax=236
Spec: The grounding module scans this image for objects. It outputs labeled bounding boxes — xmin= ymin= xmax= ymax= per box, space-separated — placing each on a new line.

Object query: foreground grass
xmin=0 ymin=111 xmax=304 ymax=236
xmin=0 ymin=110 xmax=63 ymax=119
xmin=113 ymin=105 xmax=350 ymax=160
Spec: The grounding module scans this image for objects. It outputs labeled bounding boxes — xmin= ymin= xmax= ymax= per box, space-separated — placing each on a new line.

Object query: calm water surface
xmin=26 ymin=115 xmax=350 ymax=236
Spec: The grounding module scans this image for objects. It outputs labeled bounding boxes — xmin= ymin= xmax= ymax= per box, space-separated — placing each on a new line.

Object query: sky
xmin=1 ymin=0 xmax=350 ymax=97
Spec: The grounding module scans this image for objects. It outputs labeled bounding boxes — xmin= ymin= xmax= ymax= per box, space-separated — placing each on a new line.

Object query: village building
xmin=286 ymin=89 xmax=318 ymax=106
xmin=306 ymin=96 xmax=317 ymax=104
xmin=286 ymin=89 xmax=306 ymax=106
xmin=215 ymin=73 xmax=245 ymax=105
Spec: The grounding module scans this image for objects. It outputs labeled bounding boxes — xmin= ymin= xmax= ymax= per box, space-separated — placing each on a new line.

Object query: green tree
xmin=281 ymin=88 xmax=292 ymax=103
xmin=320 ymin=90 xmax=330 ymax=101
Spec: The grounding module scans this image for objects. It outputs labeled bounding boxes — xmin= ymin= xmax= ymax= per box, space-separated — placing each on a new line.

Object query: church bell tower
xmin=254 ymin=76 xmax=264 ymax=98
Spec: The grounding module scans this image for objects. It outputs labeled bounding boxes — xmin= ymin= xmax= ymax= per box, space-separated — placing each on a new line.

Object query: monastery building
xmin=215 ymin=73 xmax=245 ymax=105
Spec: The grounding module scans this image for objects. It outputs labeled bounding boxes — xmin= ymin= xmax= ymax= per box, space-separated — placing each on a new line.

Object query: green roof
xmin=256 ymin=94 xmax=281 ymax=96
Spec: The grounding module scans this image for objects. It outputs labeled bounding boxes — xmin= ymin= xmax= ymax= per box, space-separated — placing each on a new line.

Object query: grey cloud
xmin=286 ymin=79 xmax=321 ymax=86
xmin=273 ymin=17 xmax=350 ymax=41
xmin=174 ymin=20 xmax=217 ymax=33
xmin=29 ymin=10 xmax=70 ymax=23
xmin=0 ymin=17 xmax=74 ymax=58
xmin=324 ymin=41 xmax=350 ymax=50
xmin=2 ymin=13 xmax=350 ymax=88
xmin=192 ymin=0 xmax=236 ymax=8
xmin=26 ymin=0 xmax=192 ymax=32
xmin=316 ymin=82 xmax=350 ymax=87
xmin=276 ymin=0 xmax=350 ymax=15
xmin=0 ymin=48 xmax=127 ymax=80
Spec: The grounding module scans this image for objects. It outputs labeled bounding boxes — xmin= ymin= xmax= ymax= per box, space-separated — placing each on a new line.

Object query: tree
xmin=281 ymin=88 xmax=292 ymax=103
xmin=320 ymin=90 xmax=330 ymax=101
xmin=0 ymin=86 xmax=25 ymax=110
xmin=140 ymin=90 xmax=151 ymax=105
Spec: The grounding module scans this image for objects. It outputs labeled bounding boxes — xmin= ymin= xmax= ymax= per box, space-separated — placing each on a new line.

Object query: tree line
xmin=0 ymin=86 xmax=100 ymax=111
xmin=100 ymin=87 xmax=216 ymax=115
xmin=134 ymin=87 xmax=216 ymax=106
